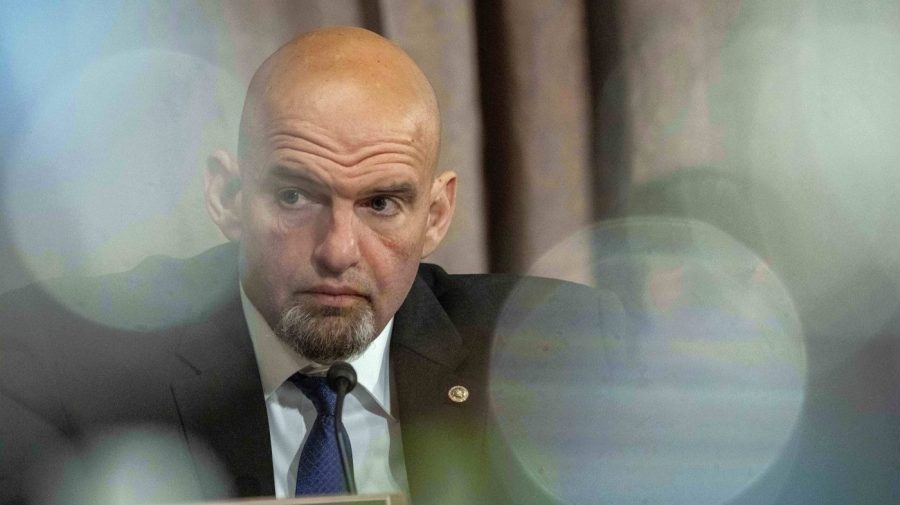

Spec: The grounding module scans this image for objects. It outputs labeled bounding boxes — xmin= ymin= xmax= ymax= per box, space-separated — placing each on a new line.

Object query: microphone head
xmin=327 ymin=361 xmax=357 ymax=394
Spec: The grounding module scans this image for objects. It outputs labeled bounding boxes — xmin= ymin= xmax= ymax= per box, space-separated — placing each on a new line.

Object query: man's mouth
xmin=302 ymin=285 xmax=369 ymax=307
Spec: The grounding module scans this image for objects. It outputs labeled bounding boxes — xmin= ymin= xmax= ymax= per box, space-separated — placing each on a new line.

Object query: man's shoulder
xmin=415 ymin=262 xmax=625 ymax=335
xmin=417 ymin=262 xmax=593 ymax=295
xmin=0 ymin=242 xmax=239 ymax=333
xmin=0 ymin=242 xmax=243 ymax=386
xmin=417 ymin=262 xmax=618 ymax=306
xmin=0 ymin=244 xmax=246 ymax=503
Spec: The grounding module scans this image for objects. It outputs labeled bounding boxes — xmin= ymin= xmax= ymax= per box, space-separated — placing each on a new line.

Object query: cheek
xmin=244 ymin=196 xmax=313 ymax=247
xmin=366 ymin=225 xmax=427 ymax=296
xmin=375 ymin=208 xmax=430 ymax=256
xmin=273 ymin=207 xmax=315 ymax=232
xmin=371 ymin=216 xmax=429 ymax=269
xmin=242 ymin=203 xmax=313 ymax=284
xmin=378 ymin=232 xmax=418 ymax=260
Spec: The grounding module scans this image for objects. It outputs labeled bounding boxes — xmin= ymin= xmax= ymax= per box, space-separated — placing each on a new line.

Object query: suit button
xmin=448 ymin=385 xmax=469 ymax=403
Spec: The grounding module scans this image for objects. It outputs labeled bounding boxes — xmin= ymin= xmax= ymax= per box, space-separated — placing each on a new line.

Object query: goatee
xmin=274 ymin=298 xmax=376 ymax=363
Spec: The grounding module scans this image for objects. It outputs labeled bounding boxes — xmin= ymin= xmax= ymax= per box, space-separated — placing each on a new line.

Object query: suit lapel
xmin=391 ymin=276 xmax=490 ymax=504
xmin=169 ymin=291 xmax=275 ymax=498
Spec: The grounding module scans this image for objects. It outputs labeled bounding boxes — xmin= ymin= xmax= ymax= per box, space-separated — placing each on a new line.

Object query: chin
xmin=274 ymin=299 xmax=376 ymax=362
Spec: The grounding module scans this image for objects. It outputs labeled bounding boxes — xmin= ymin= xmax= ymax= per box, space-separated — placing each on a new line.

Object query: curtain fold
xmin=476 ymin=0 xmax=594 ymax=280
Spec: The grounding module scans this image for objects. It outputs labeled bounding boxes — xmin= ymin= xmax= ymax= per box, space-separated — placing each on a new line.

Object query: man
xmin=204 ymin=25 xmax=460 ymax=499
xmin=1 ymin=27 xmax=614 ymax=504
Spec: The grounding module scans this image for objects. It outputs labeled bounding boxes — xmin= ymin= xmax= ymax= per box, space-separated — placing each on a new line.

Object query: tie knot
xmin=289 ymin=373 xmax=337 ymax=417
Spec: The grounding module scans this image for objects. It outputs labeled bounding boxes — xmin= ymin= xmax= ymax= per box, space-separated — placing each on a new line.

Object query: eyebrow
xmin=366 ymin=182 xmax=419 ymax=203
xmin=268 ymin=165 xmax=419 ymax=203
xmin=268 ymin=164 xmax=321 ymax=184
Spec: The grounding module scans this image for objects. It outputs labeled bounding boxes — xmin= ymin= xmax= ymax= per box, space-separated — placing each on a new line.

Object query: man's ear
xmin=421 ymin=171 xmax=457 ymax=258
xmin=204 ymin=150 xmax=243 ymax=241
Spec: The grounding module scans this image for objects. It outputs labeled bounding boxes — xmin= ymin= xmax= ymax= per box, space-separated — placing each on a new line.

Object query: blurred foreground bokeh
xmin=494 ymin=219 xmax=806 ymax=504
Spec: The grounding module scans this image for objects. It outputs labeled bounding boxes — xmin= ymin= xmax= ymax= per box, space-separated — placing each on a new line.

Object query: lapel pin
xmin=448 ymin=385 xmax=469 ymax=403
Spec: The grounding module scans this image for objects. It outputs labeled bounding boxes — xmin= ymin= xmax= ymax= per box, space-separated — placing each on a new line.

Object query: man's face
xmin=237 ymin=81 xmax=438 ymax=363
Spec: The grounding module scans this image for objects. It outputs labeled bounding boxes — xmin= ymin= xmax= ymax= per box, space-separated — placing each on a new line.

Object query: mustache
xmin=295 ymin=273 xmax=375 ymax=299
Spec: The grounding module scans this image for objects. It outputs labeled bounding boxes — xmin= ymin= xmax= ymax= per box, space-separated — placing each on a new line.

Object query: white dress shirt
xmin=240 ymin=286 xmax=409 ymax=497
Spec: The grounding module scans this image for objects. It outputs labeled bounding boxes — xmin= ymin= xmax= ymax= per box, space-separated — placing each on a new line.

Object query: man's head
xmin=204 ymin=27 xmax=457 ymax=363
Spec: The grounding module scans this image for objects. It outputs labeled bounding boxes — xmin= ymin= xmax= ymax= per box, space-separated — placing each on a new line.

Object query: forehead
xmin=259 ymin=117 xmax=431 ymax=184
xmin=267 ymin=114 xmax=426 ymax=157
xmin=246 ymin=78 xmax=437 ymax=177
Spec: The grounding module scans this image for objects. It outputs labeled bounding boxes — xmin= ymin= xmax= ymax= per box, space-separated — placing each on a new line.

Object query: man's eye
xmin=277 ymin=188 xmax=306 ymax=206
xmin=371 ymin=196 xmax=388 ymax=211
xmin=367 ymin=196 xmax=399 ymax=215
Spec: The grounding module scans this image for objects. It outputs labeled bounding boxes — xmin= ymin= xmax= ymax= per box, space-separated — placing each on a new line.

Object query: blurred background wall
xmin=5 ymin=0 xmax=898 ymax=295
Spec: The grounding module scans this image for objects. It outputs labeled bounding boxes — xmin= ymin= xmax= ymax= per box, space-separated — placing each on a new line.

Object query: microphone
xmin=327 ymin=361 xmax=357 ymax=494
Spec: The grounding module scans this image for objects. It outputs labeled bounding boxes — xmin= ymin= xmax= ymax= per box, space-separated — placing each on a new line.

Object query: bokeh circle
xmin=490 ymin=217 xmax=806 ymax=504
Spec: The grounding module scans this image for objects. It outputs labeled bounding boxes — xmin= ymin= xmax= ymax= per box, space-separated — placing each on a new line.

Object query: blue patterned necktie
xmin=289 ymin=373 xmax=349 ymax=496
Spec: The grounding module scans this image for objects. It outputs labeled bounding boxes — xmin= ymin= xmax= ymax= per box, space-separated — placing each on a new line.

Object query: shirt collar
xmin=240 ymin=284 xmax=394 ymax=415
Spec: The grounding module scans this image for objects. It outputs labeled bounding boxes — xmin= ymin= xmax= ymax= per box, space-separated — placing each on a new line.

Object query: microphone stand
xmin=327 ymin=362 xmax=358 ymax=494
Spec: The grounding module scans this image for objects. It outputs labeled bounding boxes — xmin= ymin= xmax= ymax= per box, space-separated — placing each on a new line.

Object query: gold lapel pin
xmin=448 ymin=385 xmax=469 ymax=403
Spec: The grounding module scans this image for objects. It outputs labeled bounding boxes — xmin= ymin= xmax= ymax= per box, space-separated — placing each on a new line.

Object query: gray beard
xmin=273 ymin=298 xmax=376 ymax=363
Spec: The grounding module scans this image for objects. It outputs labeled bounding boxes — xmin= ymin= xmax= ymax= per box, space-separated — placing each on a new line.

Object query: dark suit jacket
xmin=1 ymin=242 xmax=616 ymax=504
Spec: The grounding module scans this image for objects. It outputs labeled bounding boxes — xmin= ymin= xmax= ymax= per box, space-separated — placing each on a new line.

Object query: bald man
xmin=204 ymin=26 xmax=458 ymax=498
xmin=208 ymin=27 xmax=455 ymax=368
xmin=0 ymin=27 xmax=613 ymax=505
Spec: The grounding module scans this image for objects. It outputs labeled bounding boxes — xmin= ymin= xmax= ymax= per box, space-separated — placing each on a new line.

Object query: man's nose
xmin=313 ymin=205 xmax=361 ymax=275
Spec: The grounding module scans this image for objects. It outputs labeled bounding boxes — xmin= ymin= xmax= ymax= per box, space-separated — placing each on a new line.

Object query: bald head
xmin=238 ymin=26 xmax=441 ymax=175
